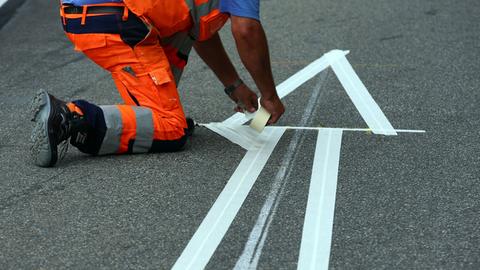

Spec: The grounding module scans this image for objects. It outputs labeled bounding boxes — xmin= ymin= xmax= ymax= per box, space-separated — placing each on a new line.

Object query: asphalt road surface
xmin=0 ymin=0 xmax=479 ymax=269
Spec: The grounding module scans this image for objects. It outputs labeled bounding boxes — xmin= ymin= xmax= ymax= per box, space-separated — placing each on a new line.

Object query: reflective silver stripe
xmin=98 ymin=105 xmax=123 ymax=155
xmin=161 ymin=31 xmax=194 ymax=84
xmin=196 ymin=0 xmax=220 ymax=17
xmin=185 ymin=0 xmax=221 ymax=39
xmin=131 ymin=106 xmax=154 ymax=153
xmin=161 ymin=31 xmax=194 ymax=57
xmin=184 ymin=0 xmax=199 ymax=38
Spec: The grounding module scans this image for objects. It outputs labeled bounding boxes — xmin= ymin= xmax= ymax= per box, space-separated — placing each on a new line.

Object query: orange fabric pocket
xmin=149 ymin=68 xmax=172 ymax=86
xmin=113 ymin=67 xmax=181 ymax=113
xmin=67 ymin=33 xmax=107 ymax=52
xmin=148 ymin=68 xmax=181 ymax=111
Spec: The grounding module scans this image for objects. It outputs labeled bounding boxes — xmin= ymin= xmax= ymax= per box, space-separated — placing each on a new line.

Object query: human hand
xmin=260 ymin=95 xmax=285 ymax=124
xmin=229 ymin=84 xmax=259 ymax=113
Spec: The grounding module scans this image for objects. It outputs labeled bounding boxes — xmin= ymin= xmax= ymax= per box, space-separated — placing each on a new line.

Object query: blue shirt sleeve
xmin=61 ymin=0 xmax=123 ymax=5
xmin=220 ymin=0 xmax=260 ymax=21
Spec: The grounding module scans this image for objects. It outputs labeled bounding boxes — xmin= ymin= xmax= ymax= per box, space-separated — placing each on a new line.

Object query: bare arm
xmin=230 ymin=16 xmax=284 ymax=124
xmin=193 ymin=33 xmax=258 ymax=113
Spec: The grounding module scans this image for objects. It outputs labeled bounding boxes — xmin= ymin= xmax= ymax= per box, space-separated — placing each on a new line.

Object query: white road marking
xmin=202 ymin=124 xmax=426 ymax=134
xmin=172 ymin=128 xmax=286 ymax=270
xmin=223 ymin=50 xmax=396 ymax=136
xmin=0 ymin=0 xmax=7 ymax=8
xmin=297 ymin=129 xmax=343 ymax=270
xmin=222 ymin=51 xmax=344 ymax=127
xmin=203 ymin=123 xmax=268 ymax=150
xmin=266 ymin=126 xmax=426 ymax=133
xmin=326 ymin=50 xmax=397 ymax=135
xmin=179 ymin=50 xmax=420 ymax=268
xmin=234 ymin=71 xmax=330 ymax=270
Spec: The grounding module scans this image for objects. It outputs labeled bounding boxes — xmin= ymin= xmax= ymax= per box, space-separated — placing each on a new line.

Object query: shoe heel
xmin=30 ymin=89 xmax=48 ymax=122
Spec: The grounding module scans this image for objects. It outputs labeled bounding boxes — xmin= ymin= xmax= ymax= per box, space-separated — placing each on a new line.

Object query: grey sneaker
xmin=30 ymin=90 xmax=83 ymax=167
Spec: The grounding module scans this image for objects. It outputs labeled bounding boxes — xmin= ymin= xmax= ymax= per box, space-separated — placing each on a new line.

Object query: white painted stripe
xmin=234 ymin=71 xmax=330 ymax=270
xmin=222 ymin=49 xmax=397 ymax=137
xmin=222 ymin=51 xmax=348 ymax=127
xmin=204 ymin=123 xmax=272 ymax=150
xmin=172 ymin=128 xmax=286 ymax=270
xmin=204 ymin=123 xmax=256 ymax=150
xmin=275 ymin=54 xmax=334 ymax=99
xmin=326 ymin=50 xmax=397 ymax=135
xmin=298 ymin=129 xmax=343 ymax=270
xmin=0 ymin=0 xmax=8 ymax=8
xmin=201 ymin=123 xmax=426 ymax=134
xmin=266 ymin=126 xmax=426 ymax=134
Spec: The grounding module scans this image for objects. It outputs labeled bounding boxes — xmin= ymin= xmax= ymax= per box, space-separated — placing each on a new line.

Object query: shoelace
xmin=57 ymin=109 xmax=73 ymax=162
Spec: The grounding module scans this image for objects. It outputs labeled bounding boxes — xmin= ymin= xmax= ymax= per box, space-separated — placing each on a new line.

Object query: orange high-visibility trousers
xmin=60 ymin=1 xmax=227 ymax=155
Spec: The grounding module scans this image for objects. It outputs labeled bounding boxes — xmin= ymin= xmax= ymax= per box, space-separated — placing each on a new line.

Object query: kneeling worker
xmin=31 ymin=0 xmax=285 ymax=167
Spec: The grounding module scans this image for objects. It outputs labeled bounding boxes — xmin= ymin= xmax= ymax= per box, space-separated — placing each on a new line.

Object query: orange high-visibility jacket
xmin=124 ymin=0 xmax=229 ymax=41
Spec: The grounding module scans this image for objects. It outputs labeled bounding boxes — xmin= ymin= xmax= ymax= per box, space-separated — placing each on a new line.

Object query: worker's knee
xmin=231 ymin=17 xmax=261 ymax=40
xmin=149 ymin=112 xmax=189 ymax=152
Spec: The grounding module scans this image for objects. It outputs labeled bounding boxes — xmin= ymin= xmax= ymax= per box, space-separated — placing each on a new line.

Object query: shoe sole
xmin=30 ymin=89 xmax=57 ymax=167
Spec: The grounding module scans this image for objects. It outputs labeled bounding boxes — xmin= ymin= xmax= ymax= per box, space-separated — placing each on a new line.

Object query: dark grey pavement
xmin=1 ymin=0 xmax=479 ymax=269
